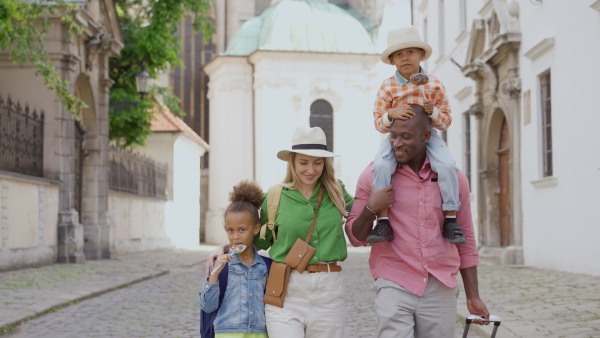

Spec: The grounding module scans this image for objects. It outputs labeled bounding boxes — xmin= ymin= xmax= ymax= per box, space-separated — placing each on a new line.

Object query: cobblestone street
xmin=2 ymin=247 xmax=476 ymax=337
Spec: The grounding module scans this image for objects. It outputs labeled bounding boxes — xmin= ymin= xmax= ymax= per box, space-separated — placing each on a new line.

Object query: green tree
xmin=109 ymin=0 xmax=213 ymax=147
xmin=0 ymin=0 xmax=85 ymax=114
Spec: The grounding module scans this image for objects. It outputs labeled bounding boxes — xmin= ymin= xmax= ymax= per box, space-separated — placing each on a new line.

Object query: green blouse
xmin=254 ymin=180 xmax=354 ymax=264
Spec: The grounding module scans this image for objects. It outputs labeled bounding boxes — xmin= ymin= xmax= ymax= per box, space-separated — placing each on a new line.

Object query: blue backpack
xmin=200 ymin=256 xmax=273 ymax=338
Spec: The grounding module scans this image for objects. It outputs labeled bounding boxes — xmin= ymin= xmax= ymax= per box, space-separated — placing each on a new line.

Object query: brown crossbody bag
xmin=263 ymin=185 xmax=324 ymax=308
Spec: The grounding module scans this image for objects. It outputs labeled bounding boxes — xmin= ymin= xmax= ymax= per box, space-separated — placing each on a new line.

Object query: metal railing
xmin=0 ymin=94 xmax=44 ymax=177
xmin=109 ymin=146 xmax=167 ymax=199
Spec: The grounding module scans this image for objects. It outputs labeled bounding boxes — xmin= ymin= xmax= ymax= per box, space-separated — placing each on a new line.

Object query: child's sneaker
xmin=366 ymin=219 xmax=394 ymax=243
xmin=442 ymin=218 xmax=466 ymax=245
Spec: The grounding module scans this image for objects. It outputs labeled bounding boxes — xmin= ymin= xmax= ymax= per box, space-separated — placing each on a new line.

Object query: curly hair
xmin=225 ymin=180 xmax=264 ymax=224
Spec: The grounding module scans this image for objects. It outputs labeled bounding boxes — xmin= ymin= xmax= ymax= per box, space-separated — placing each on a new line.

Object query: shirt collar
xmin=283 ymin=180 xmax=323 ymax=203
xmin=394 ymin=67 xmax=427 ymax=86
xmin=230 ymin=246 xmax=265 ymax=267
xmin=397 ymin=155 xmax=432 ymax=175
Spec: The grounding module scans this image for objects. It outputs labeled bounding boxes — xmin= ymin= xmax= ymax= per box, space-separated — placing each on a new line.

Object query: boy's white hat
xmin=381 ymin=26 xmax=432 ymax=64
xmin=277 ymin=126 xmax=339 ymax=161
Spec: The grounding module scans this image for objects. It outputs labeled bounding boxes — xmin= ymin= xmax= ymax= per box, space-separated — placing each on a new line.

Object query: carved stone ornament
xmin=85 ymin=33 xmax=114 ymax=71
xmin=467 ymin=102 xmax=483 ymax=118
xmin=502 ymin=76 xmax=522 ymax=98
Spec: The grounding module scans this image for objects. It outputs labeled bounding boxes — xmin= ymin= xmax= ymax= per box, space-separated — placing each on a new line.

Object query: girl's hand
xmin=423 ymin=99 xmax=434 ymax=115
xmin=205 ymin=243 xmax=230 ymax=276
xmin=208 ymin=254 xmax=233 ymax=283
xmin=388 ymin=104 xmax=414 ymax=121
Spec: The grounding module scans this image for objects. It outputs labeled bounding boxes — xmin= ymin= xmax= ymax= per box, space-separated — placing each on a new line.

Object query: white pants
xmin=374 ymin=275 xmax=459 ymax=338
xmin=265 ymin=269 xmax=345 ymax=338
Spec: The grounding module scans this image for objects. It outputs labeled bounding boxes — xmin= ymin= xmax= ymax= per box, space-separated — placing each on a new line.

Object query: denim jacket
xmin=199 ymin=248 xmax=268 ymax=334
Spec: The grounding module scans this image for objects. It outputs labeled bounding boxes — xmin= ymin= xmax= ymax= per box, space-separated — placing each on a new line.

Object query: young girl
xmin=200 ymin=181 xmax=271 ymax=338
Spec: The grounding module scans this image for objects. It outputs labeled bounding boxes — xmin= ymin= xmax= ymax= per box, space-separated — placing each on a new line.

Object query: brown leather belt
xmin=305 ymin=262 xmax=342 ymax=273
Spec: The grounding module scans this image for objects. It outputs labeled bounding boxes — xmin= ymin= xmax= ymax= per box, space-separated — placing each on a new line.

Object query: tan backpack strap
xmin=260 ymin=184 xmax=284 ymax=241
xmin=304 ymin=185 xmax=324 ymax=242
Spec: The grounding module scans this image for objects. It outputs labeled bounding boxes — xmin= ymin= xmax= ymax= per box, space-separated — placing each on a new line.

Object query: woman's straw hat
xmin=381 ymin=26 xmax=432 ymax=64
xmin=277 ymin=126 xmax=339 ymax=161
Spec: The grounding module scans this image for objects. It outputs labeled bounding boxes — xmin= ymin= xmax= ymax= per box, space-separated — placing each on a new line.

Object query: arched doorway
xmin=497 ymin=118 xmax=511 ymax=247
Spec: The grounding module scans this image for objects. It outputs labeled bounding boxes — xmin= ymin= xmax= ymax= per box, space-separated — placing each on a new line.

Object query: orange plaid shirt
xmin=373 ymin=71 xmax=451 ymax=133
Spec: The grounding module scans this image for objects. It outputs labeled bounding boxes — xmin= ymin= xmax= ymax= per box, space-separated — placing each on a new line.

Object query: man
xmin=345 ymin=104 xmax=489 ymax=337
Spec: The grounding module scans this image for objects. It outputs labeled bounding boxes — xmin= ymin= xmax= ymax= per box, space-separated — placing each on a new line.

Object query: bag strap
xmin=304 ymin=185 xmax=324 ymax=242
xmin=260 ymin=184 xmax=284 ymax=241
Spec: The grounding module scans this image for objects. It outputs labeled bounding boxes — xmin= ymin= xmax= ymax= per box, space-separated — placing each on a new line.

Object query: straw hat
xmin=381 ymin=26 xmax=432 ymax=64
xmin=277 ymin=126 xmax=339 ymax=161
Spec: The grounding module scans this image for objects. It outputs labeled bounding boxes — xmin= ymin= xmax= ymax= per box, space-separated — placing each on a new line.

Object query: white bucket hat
xmin=277 ymin=126 xmax=339 ymax=161
xmin=381 ymin=26 xmax=432 ymax=64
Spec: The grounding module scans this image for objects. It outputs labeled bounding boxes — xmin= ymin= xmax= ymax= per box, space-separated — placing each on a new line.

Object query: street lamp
xmin=109 ymin=62 xmax=151 ymax=114
xmin=135 ymin=63 xmax=150 ymax=99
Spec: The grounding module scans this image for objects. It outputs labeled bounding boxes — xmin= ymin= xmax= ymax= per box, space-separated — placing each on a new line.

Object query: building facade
xmin=413 ymin=0 xmax=600 ymax=275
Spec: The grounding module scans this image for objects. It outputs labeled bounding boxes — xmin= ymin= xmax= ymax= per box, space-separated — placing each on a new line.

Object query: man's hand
xmin=388 ymin=104 xmax=414 ymax=121
xmin=205 ymin=243 xmax=230 ymax=276
xmin=367 ymin=184 xmax=395 ymax=214
xmin=351 ymin=184 xmax=395 ymax=241
xmin=466 ymin=296 xmax=491 ymax=325
xmin=460 ymin=266 xmax=490 ymax=325
xmin=423 ymin=99 xmax=434 ymax=115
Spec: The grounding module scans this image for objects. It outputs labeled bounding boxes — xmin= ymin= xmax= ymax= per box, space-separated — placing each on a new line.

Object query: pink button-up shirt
xmin=345 ymin=158 xmax=479 ymax=297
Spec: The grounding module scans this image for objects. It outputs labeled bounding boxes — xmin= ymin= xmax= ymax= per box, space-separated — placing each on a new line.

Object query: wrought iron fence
xmin=109 ymin=146 xmax=167 ymax=199
xmin=0 ymin=94 xmax=44 ymax=177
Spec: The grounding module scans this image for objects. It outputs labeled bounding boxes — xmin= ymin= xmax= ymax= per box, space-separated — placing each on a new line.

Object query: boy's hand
xmin=388 ymin=104 xmax=414 ymax=121
xmin=423 ymin=99 xmax=434 ymax=115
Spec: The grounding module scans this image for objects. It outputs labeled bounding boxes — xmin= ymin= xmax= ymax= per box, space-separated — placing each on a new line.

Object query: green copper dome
xmin=224 ymin=0 xmax=376 ymax=56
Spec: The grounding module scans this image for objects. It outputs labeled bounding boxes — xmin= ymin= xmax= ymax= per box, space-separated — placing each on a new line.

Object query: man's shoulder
xmin=358 ymin=162 xmax=375 ymax=182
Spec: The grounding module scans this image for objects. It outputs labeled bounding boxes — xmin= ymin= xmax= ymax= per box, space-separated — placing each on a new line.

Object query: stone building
xmin=0 ymin=0 xmax=181 ymax=270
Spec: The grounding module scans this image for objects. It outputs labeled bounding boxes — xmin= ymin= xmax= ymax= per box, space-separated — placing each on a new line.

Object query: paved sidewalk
xmin=0 ymin=247 xmax=214 ymax=334
xmin=1 ymin=246 xmax=600 ymax=337
xmin=457 ymin=264 xmax=600 ymax=337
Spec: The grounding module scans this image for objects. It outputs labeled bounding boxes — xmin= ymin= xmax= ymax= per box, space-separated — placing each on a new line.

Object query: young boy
xmin=366 ymin=25 xmax=466 ymax=245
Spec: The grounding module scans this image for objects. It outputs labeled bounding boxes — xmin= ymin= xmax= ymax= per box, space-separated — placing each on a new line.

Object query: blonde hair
xmin=282 ymin=153 xmax=347 ymax=216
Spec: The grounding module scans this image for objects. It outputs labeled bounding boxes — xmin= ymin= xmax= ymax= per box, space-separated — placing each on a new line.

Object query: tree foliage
xmin=109 ymin=0 xmax=213 ymax=147
xmin=0 ymin=0 xmax=86 ymax=115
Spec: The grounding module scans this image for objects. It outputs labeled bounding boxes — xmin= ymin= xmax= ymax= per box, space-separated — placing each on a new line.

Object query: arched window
xmin=309 ymin=99 xmax=334 ymax=152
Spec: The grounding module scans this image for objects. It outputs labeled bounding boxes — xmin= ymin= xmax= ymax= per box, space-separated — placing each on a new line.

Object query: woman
xmin=207 ymin=126 xmax=353 ymax=337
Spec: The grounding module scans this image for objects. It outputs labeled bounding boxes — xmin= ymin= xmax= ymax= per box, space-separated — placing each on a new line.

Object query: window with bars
xmin=463 ymin=113 xmax=471 ymax=189
xmin=309 ymin=99 xmax=334 ymax=152
xmin=540 ymin=71 xmax=552 ymax=177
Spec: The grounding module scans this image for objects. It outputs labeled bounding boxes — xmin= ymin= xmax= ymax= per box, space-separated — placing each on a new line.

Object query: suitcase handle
xmin=466 ymin=314 xmax=502 ymax=324
xmin=463 ymin=314 xmax=502 ymax=338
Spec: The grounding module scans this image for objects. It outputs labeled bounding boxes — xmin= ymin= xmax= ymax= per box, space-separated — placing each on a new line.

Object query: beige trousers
xmin=265 ymin=269 xmax=345 ymax=338
xmin=374 ymin=275 xmax=459 ymax=338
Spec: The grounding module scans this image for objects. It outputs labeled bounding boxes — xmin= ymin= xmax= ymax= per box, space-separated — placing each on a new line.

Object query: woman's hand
xmin=205 ymin=243 xmax=230 ymax=276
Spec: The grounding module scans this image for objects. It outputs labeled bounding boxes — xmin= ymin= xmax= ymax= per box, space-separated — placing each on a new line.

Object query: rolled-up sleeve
xmin=456 ymin=171 xmax=480 ymax=269
xmin=199 ymin=278 xmax=220 ymax=313
xmin=345 ymin=164 xmax=373 ymax=247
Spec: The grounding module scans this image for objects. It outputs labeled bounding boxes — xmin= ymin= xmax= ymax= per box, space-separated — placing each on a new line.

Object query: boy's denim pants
xmin=372 ymin=129 xmax=461 ymax=211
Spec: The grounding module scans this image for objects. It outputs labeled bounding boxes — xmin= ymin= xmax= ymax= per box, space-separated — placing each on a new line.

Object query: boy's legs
xmin=426 ymin=130 xmax=466 ymax=244
xmin=369 ymin=135 xmax=396 ymax=243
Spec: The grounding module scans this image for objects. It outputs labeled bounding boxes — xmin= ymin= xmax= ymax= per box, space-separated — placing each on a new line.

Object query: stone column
xmin=83 ymin=49 xmax=114 ymax=260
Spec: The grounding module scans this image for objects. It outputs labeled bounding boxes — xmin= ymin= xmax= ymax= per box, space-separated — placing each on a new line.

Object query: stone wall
xmin=108 ymin=191 xmax=173 ymax=254
xmin=0 ymin=172 xmax=60 ymax=271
